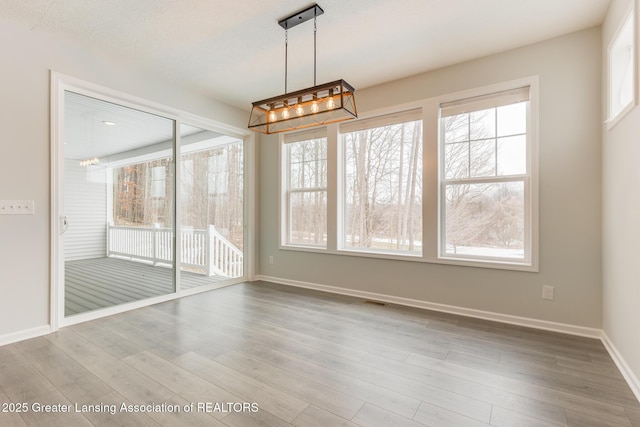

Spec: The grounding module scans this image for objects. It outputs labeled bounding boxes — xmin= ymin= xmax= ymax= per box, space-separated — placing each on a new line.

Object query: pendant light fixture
xmin=248 ymin=4 xmax=357 ymax=134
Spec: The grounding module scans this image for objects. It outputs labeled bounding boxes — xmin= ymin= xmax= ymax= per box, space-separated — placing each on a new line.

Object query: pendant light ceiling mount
xmin=248 ymin=3 xmax=357 ymax=134
xmin=278 ymin=4 xmax=324 ymax=30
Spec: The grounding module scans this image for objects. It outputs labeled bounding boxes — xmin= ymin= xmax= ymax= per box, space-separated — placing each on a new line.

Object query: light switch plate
xmin=0 ymin=200 xmax=35 ymax=215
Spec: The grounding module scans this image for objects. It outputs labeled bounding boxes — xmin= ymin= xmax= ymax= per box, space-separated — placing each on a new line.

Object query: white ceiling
xmin=64 ymin=91 xmax=233 ymax=160
xmin=1 ymin=0 xmax=611 ymax=111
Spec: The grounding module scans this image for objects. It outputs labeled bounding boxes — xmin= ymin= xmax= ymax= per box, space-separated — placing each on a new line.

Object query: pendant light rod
xmin=284 ymin=29 xmax=288 ymax=93
xmin=279 ymin=4 xmax=323 ymax=92
xmin=314 ymin=15 xmax=317 ymax=86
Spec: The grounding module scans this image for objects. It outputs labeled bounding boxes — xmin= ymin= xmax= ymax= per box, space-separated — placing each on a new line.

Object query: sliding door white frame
xmin=50 ymin=72 xmax=256 ymax=330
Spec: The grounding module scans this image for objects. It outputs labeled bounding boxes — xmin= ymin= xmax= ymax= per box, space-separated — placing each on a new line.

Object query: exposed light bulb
xmin=296 ymin=104 xmax=304 ymax=116
xmin=268 ymin=111 xmax=276 ymax=122
xmin=79 ymin=157 xmax=99 ymax=167
xmin=282 ymin=108 xmax=290 ymax=119
xmin=326 ymin=97 xmax=335 ymax=110
xmin=311 ymin=102 xmax=319 ymax=113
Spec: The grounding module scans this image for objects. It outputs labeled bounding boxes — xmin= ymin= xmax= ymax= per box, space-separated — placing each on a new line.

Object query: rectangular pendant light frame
xmin=248 ymin=4 xmax=357 ymax=135
xmin=248 ymin=79 xmax=357 ymax=134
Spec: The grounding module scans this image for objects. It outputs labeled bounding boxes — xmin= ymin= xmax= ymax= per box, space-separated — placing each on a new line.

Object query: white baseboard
xmin=255 ymin=275 xmax=640 ymax=404
xmin=0 ymin=325 xmax=51 ymax=347
xmin=255 ymin=275 xmax=601 ymax=338
xmin=601 ymin=331 xmax=640 ymax=404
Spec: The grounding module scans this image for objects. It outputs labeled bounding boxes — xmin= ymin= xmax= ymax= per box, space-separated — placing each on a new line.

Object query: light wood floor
xmin=1 ymin=281 xmax=638 ymax=426
xmin=65 ymin=257 xmax=227 ymax=316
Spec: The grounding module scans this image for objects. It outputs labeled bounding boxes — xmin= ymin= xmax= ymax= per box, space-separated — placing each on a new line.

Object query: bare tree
xmin=112 ymin=143 xmax=244 ymax=249
xmin=443 ymin=108 xmax=525 ymax=254
xmin=345 ymin=120 xmax=422 ymax=251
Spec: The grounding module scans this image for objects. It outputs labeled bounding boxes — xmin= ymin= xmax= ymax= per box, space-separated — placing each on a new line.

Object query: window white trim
xmin=436 ymin=77 xmax=539 ymax=271
xmin=280 ymin=130 xmax=329 ymax=249
xmin=339 ymin=110 xmax=423 ymax=256
xmin=277 ymin=77 xmax=539 ymax=272
xmin=284 ymin=128 xmax=327 ymax=143
xmin=440 ymin=87 xmax=530 ymax=117
xmin=607 ymin=4 xmax=636 ymax=129
xmin=340 ymin=108 xmax=422 ymax=133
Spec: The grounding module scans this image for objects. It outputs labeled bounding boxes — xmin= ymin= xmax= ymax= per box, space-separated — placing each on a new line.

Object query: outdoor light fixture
xmin=79 ymin=157 xmax=99 ymax=166
xmin=248 ymin=4 xmax=357 ymax=134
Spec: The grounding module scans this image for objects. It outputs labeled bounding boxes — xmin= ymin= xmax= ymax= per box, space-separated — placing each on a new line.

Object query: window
xmin=113 ymin=159 xmax=172 ymax=227
xmin=608 ymin=8 xmax=635 ymax=125
xmin=208 ymin=150 xmax=229 ymax=196
xmin=440 ymin=87 xmax=532 ymax=263
xmin=341 ymin=110 xmax=422 ymax=255
xmin=279 ymin=78 xmax=537 ymax=270
xmin=151 ymin=165 xmax=166 ymax=197
xmin=283 ymin=130 xmax=328 ymax=247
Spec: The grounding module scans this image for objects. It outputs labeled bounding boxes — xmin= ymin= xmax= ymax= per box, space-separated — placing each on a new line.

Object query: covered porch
xmin=65 ymin=257 xmax=228 ymax=316
xmin=63 ymin=91 xmax=245 ymax=318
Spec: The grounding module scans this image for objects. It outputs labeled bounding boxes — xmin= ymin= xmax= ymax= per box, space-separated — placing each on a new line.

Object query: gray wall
xmin=259 ymin=27 xmax=603 ymax=329
xmin=602 ymin=0 xmax=640 ymax=395
xmin=0 ymin=17 xmax=248 ymax=337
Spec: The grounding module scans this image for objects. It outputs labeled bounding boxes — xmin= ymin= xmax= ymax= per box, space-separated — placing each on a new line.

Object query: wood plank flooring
xmin=1 ymin=281 xmax=638 ymax=426
xmin=65 ymin=257 xmax=227 ymax=316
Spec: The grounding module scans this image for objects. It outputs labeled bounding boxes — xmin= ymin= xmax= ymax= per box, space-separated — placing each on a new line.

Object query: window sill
xmin=436 ymin=255 xmax=538 ymax=272
xmin=278 ymin=245 xmax=538 ymax=272
xmin=607 ymin=100 xmax=635 ymax=131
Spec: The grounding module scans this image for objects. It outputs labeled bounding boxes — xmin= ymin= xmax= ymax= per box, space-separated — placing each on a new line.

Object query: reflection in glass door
xmin=179 ymin=125 xmax=244 ymax=289
xmin=63 ymin=91 xmax=175 ymax=316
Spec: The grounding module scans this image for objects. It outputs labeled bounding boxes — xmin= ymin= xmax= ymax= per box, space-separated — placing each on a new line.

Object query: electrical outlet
xmin=0 ymin=200 xmax=35 ymax=215
xmin=542 ymin=285 xmax=554 ymax=300
xmin=269 ymin=256 xmax=274 ymax=265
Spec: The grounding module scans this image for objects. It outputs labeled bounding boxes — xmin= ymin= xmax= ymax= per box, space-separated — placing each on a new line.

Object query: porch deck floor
xmin=65 ymin=257 xmax=228 ymax=316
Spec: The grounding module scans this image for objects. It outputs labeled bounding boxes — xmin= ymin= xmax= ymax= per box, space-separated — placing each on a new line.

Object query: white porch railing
xmin=107 ymin=224 xmax=243 ymax=277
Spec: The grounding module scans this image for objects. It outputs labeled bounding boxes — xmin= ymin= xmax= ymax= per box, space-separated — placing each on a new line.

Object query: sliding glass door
xmin=63 ymin=91 xmax=176 ymax=316
xmin=179 ymin=125 xmax=244 ymax=289
xmin=60 ymin=89 xmax=246 ymax=319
